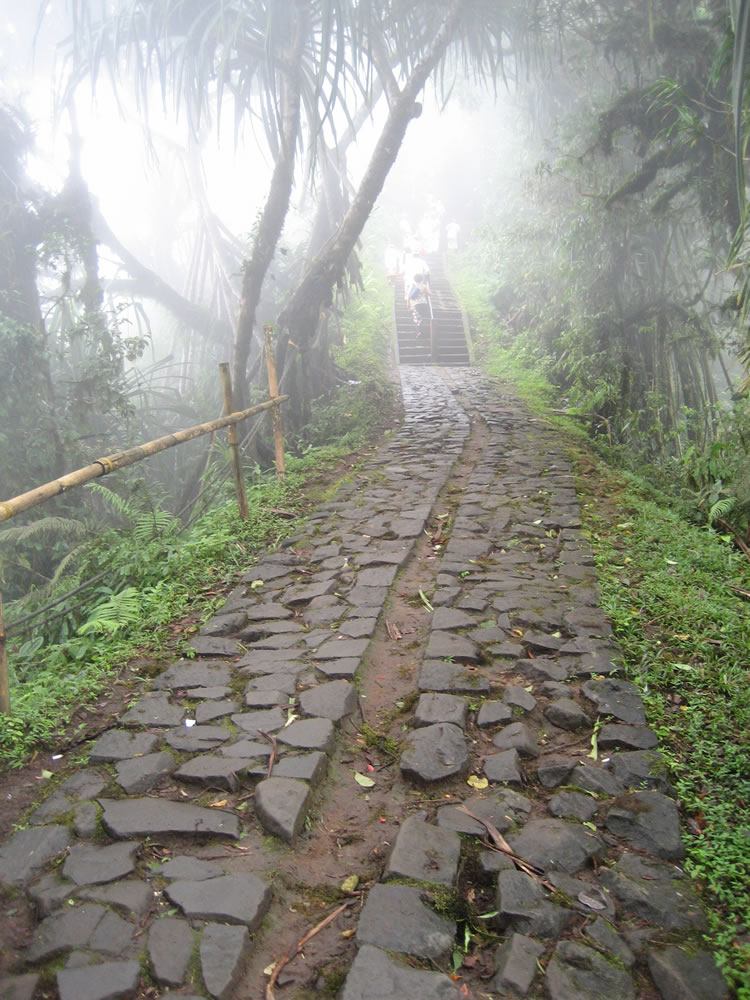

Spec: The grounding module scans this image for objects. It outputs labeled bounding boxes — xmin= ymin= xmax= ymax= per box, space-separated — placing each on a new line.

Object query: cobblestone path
xmin=0 ymin=368 xmax=730 ymax=1000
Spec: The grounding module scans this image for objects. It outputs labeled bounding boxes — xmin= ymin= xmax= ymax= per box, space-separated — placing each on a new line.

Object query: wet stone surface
xmin=0 ymin=366 xmax=727 ymax=1000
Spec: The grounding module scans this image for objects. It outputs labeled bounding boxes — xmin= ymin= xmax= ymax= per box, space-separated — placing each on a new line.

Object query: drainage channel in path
xmin=0 ymin=366 xmax=729 ymax=1000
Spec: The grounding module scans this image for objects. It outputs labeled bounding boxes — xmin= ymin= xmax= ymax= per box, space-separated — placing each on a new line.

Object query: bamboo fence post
xmin=0 ymin=590 xmax=10 ymax=714
xmin=264 ymin=325 xmax=286 ymax=479
xmin=219 ymin=363 xmax=250 ymax=519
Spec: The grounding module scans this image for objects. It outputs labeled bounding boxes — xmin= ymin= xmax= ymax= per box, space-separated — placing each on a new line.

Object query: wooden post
xmin=264 ymin=326 xmax=286 ymax=479
xmin=219 ymin=363 xmax=250 ymax=519
xmin=0 ymin=590 xmax=10 ymax=715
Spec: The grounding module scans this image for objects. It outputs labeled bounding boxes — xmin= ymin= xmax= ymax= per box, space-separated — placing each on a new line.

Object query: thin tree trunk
xmin=231 ymin=2 xmax=307 ymax=409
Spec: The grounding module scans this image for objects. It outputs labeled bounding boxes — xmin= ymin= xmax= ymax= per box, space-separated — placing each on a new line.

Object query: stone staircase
xmin=395 ymin=254 xmax=471 ymax=365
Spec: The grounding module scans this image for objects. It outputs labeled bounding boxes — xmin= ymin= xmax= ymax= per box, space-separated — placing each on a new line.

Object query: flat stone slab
xmin=545 ymin=697 xmax=589 ymax=731
xmin=285 ymin=581 xmax=337 ymax=605
xmin=418 ymin=660 xmax=490 ymax=694
xmin=187 ymin=636 xmax=242 ymax=657
xmin=572 ymin=763 xmax=622 ymax=797
xmin=120 ymin=691 xmax=185 ymax=727
xmin=357 ymin=883 xmax=456 ymax=958
xmin=62 ymin=841 xmax=139 ymax=886
xmin=243 ymin=602 xmax=294 ymax=621
xmin=340 ymin=944 xmax=461 ymax=1000
xmin=414 ymin=692 xmax=468 ymax=729
xmin=200 ymin=922 xmax=250 ymax=1000
xmin=77 ymin=880 xmax=153 ymax=917
xmin=477 ymin=701 xmax=514 ymax=727
xmin=316 ymin=657 xmax=360 ymax=679
xmin=599 ymin=724 xmax=659 ymax=751
xmin=88 ymin=730 xmax=161 ymax=762
xmin=175 ymin=755 xmax=256 ymax=791
xmin=437 ymin=789 xmax=532 ymax=835
xmin=277 ymin=717 xmax=335 ymax=752
xmin=314 ymin=637 xmax=369 ymax=660
xmin=485 ymin=748 xmax=523 ymax=784
xmin=230 ymin=707 xmax=286 ymax=733
xmin=26 ymin=902 xmax=136 ymax=961
xmin=400 ymin=723 xmax=469 ymax=783
xmin=425 ymin=631 xmax=480 ymax=663
xmin=508 ymin=819 xmax=605 ymax=873
xmin=154 ymin=659 xmax=232 ymax=690
xmin=115 ymin=751 xmax=177 ymax=794
xmin=599 ymin=852 xmax=706 ymax=931
xmin=148 ymin=916 xmax=195 ymax=986
xmin=546 ymin=940 xmax=635 ymax=1000
xmin=195 ymin=700 xmax=240 ymax=723
xmin=255 ymin=777 xmax=312 ymax=842
xmin=299 ymin=680 xmax=358 ymax=720
xmin=647 ymin=946 xmax=730 ymax=1000
xmin=492 ymin=721 xmax=539 ymax=758
xmin=582 ymin=678 xmax=646 ymax=725
xmin=220 ymin=739 xmax=273 ymax=759
xmin=0 ymin=825 xmax=71 ymax=887
xmin=503 ymin=685 xmax=537 ymax=712
xmin=432 ymin=607 xmax=476 ymax=631
xmin=384 ymin=816 xmax=461 ymax=886
xmin=0 ymin=974 xmax=40 ymax=1000
xmin=56 ymin=960 xmax=141 ymax=1000
xmin=609 ymin=751 xmax=672 ymax=794
xmin=356 ymin=565 xmax=398 ymax=588
xmin=165 ymin=874 xmax=271 ymax=928
xmin=548 ymin=791 xmax=598 ymax=822
xmin=491 ymin=933 xmax=545 ymax=996
xmin=158 ymin=856 xmax=224 ymax=881
xmin=164 ymin=724 xmax=231 ymax=752
xmin=606 ymin=790 xmax=684 ymax=859
xmin=30 ymin=770 xmax=108 ymax=823
xmin=99 ymin=798 xmax=239 ymax=840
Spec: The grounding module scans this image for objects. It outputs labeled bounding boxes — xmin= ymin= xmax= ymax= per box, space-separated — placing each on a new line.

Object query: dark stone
xmin=495 ymin=870 xmax=575 ymax=938
xmin=277 ymin=717 xmax=335 ymax=752
xmin=231 ymin=707 xmax=286 ymax=733
xmin=119 ymin=691 xmax=185 ymax=728
xmin=299 ymin=680 xmax=358 ymax=720
xmin=200 ymin=923 xmax=250 ymax=1000
xmin=432 ymin=607 xmax=476 ymax=631
xmin=99 ymin=798 xmax=239 ymax=840
xmin=115 ymin=751 xmax=176 ymax=794
xmin=521 ymin=631 xmax=563 ymax=654
xmin=0 ymin=974 xmax=40 ymax=1000
xmin=220 ymin=739 xmax=272 ymax=759
xmin=545 ymin=940 xmax=635 ymax=1000
xmin=255 ymin=777 xmax=311 ymax=843
xmin=187 ymin=636 xmax=242 ymax=657
xmin=476 ymin=701 xmax=513 ymax=728
xmin=30 ymin=770 xmax=108 ymax=822
xmin=357 ymin=565 xmax=398 ymax=588
xmin=599 ymin=853 xmax=707 ymax=931
xmin=316 ymin=657 xmax=360 ymax=679
xmin=492 ymin=722 xmax=539 ymax=758
xmin=437 ymin=788 xmax=532 ymax=836
xmin=340 ymin=944 xmax=461 ymax=999
xmin=26 ymin=903 xmax=136 ymax=961
xmin=56 ymin=960 xmax=141 ymax=1000
xmin=647 ymin=946 xmax=730 ymax=1000
xmin=28 ymin=874 xmax=77 ymax=915
xmin=158 ymin=857 xmax=224 ymax=881
xmin=581 ymin=678 xmax=646 ymax=725
xmin=243 ymin=689 xmax=289 ymax=708
xmin=0 ymin=825 xmax=71 ymax=887
xmin=599 ymin=724 xmax=659 ymax=751
xmin=584 ymin=918 xmax=635 ymax=967
xmin=606 ymin=790 xmax=684 ymax=859
xmin=77 ymin=880 xmax=153 ymax=918
xmin=88 ymin=730 xmax=160 ymax=762
xmin=175 ymin=755 xmax=255 ymax=791
xmin=200 ymin=612 xmax=247 ymax=636
xmin=400 ymin=723 xmax=470 ymax=782
xmin=484 ymin=749 xmax=523 ymax=785
xmin=285 ymin=580 xmax=337 ymax=605
xmin=384 ymin=816 xmax=461 ymax=886
xmin=271 ymin=751 xmax=328 ymax=784
xmin=357 ymin=884 xmax=456 ymax=958
xmin=164 ymin=724 xmax=231 ymax=753
xmin=548 ymin=791 xmax=598 ymax=822
xmin=571 ymin=763 xmax=622 ymax=797
xmin=419 ymin=661 xmax=490 ymax=695
xmin=608 ymin=751 xmax=673 ymax=794
xmin=425 ymin=631 xmax=480 ymax=663
xmin=508 ymin=819 xmax=605 ymax=873
xmin=315 ymin=637 xmax=369 ymax=660
xmin=148 ymin=917 xmax=195 ymax=986
xmin=247 ymin=671 xmax=299 ymax=693
xmin=503 ymin=685 xmax=537 ymax=713
xmin=195 ymin=700 xmax=240 ymax=723
xmin=479 ymin=850 xmax=515 ymax=875
xmin=545 ymin=698 xmax=589 ymax=731
xmin=242 ymin=602 xmax=294 ymax=622
xmin=165 ymin=874 xmax=271 ymax=928
xmin=514 ymin=658 xmax=567 ymax=683
xmin=413 ymin=693 xmax=468 ymax=729
xmin=154 ymin=659 xmax=232 ymax=689
xmin=546 ymin=872 xmax=615 ymax=921
xmin=62 ymin=842 xmax=139 ymax=886
xmin=537 ymin=761 xmax=574 ymax=788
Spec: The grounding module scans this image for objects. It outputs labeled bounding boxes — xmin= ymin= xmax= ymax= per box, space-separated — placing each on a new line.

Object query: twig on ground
xmin=265 ymin=899 xmax=357 ymax=1000
xmin=258 ymin=729 xmax=277 ymax=778
xmin=385 ymin=619 xmax=403 ymax=640
xmin=456 ymin=805 xmax=553 ymax=888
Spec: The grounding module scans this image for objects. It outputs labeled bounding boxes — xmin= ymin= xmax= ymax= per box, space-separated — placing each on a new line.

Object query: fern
xmin=132 ymin=509 xmax=179 ymax=543
xmin=708 ymin=496 xmax=737 ymax=525
xmin=77 ymin=586 xmax=142 ymax=636
xmin=84 ymin=482 xmax=138 ymax=519
xmin=0 ymin=516 xmax=87 ymax=546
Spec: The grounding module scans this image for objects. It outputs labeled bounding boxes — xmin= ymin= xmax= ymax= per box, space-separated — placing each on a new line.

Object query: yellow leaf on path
xmin=341 ymin=928 xmax=356 ymax=938
xmin=209 ymin=799 xmax=228 ymax=808
xmin=467 ymin=775 xmax=488 ymax=789
xmin=354 ymin=772 xmax=375 ymax=788
xmin=341 ymin=875 xmax=359 ymax=892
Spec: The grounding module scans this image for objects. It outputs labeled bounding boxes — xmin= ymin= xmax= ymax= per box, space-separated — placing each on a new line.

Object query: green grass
xmin=584 ymin=480 xmax=750 ymax=996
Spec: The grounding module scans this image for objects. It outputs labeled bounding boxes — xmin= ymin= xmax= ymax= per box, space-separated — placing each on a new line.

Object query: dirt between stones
xmin=0 ymin=368 xmax=725 ymax=1000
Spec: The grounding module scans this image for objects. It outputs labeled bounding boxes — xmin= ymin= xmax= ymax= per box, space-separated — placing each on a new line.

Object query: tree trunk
xmin=275 ymin=1 xmax=463 ymax=398
xmin=230 ymin=1 xmax=307 ymax=409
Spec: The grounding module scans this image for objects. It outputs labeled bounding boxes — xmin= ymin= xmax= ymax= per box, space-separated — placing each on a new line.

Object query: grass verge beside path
xmin=485 ymin=348 xmax=750 ymax=996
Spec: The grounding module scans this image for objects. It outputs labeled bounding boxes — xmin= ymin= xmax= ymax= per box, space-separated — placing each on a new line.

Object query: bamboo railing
xmin=0 ymin=359 xmax=287 ymax=714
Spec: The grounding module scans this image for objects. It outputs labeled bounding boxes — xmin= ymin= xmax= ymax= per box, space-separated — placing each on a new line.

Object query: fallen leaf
xmin=40 ymin=770 xmax=53 ymax=779
xmin=250 ymin=579 xmax=264 ymax=590
xmin=467 ymin=775 xmax=489 ymax=789
xmin=340 ymin=928 xmax=356 ymax=938
xmin=209 ymin=799 xmax=228 ymax=808
xmin=354 ymin=772 xmax=375 ymax=788
xmin=341 ymin=875 xmax=359 ymax=892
